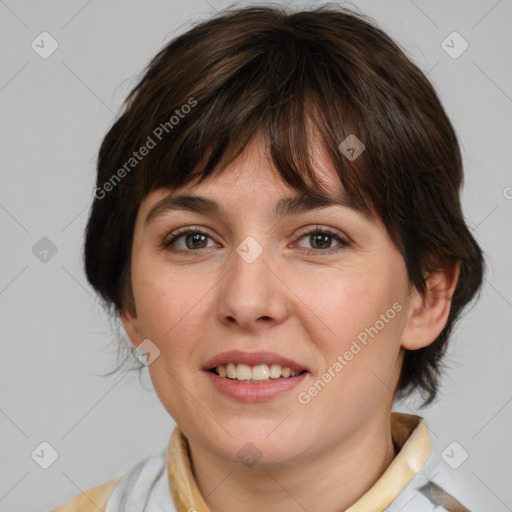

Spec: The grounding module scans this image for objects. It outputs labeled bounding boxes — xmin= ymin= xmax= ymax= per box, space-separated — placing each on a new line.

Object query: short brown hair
xmin=84 ymin=4 xmax=484 ymax=405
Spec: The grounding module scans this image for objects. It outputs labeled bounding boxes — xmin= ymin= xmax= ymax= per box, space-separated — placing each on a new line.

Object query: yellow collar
xmin=166 ymin=412 xmax=432 ymax=512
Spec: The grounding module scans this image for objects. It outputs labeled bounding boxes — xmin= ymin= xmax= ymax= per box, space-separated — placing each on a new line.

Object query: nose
xmin=216 ymin=239 xmax=289 ymax=332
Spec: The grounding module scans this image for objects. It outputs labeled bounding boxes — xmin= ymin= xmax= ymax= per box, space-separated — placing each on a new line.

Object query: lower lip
xmin=205 ymin=371 xmax=308 ymax=402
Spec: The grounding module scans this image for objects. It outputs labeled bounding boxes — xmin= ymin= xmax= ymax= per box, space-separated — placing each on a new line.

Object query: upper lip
xmin=203 ymin=350 xmax=308 ymax=372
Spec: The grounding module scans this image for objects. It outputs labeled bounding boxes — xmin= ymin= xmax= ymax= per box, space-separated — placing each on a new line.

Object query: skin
xmin=122 ymin=133 xmax=459 ymax=512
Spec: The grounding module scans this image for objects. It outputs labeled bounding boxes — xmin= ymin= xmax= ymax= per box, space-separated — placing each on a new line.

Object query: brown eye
xmin=164 ymin=227 xmax=217 ymax=253
xmin=183 ymin=232 xmax=208 ymax=249
xmin=295 ymin=227 xmax=349 ymax=255
xmin=310 ymin=232 xmax=333 ymax=249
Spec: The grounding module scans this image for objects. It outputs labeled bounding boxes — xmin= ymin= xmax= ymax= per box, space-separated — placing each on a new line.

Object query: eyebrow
xmin=145 ymin=192 xmax=357 ymax=226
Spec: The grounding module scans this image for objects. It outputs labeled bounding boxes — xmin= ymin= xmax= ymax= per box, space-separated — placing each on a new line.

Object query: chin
xmin=203 ymin=419 xmax=312 ymax=467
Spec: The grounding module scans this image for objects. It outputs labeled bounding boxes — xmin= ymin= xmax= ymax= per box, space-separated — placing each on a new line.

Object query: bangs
xmin=119 ymin=23 xmax=380 ymax=219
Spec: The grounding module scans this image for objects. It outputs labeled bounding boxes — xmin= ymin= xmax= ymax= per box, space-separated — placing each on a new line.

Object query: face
xmin=122 ymin=134 xmax=418 ymax=467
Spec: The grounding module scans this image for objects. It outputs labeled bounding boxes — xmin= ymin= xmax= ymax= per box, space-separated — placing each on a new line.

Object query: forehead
xmin=140 ymin=137 xmax=366 ymax=227
xmin=141 ymin=133 xmax=351 ymax=215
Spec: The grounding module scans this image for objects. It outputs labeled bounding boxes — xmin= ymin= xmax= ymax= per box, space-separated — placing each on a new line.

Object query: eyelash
xmin=163 ymin=225 xmax=350 ymax=256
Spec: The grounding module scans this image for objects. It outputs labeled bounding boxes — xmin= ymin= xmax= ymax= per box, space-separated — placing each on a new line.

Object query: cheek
xmin=131 ymin=267 xmax=213 ymax=417
xmin=129 ymin=269 xmax=215 ymax=398
xmin=293 ymin=264 xmax=404 ymax=345
xmin=293 ymin=262 xmax=408 ymax=396
xmin=133 ymin=261 xmax=211 ymax=339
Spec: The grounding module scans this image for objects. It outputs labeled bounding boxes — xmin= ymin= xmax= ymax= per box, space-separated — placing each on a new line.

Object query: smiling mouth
xmin=210 ymin=363 xmax=307 ymax=383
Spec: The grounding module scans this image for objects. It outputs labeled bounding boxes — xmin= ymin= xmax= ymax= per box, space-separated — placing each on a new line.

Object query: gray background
xmin=0 ymin=0 xmax=511 ymax=510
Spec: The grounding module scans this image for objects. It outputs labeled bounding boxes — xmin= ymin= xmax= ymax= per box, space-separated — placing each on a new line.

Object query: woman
xmin=52 ymin=4 xmax=483 ymax=511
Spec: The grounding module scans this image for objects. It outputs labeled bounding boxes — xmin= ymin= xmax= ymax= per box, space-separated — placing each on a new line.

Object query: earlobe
xmin=120 ymin=306 xmax=142 ymax=349
xmin=401 ymin=262 xmax=460 ymax=351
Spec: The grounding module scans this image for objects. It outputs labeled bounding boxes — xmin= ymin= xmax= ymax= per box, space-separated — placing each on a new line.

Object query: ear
xmin=120 ymin=305 xmax=142 ymax=349
xmin=401 ymin=262 xmax=460 ymax=350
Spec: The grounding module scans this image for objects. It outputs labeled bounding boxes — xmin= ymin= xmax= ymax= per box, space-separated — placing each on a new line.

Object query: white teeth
xmin=236 ymin=363 xmax=252 ymax=381
xmin=252 ymin=364 xmax=270 ymax=381
xmin=226 ymin=362 xmax=237 ymax=379
xmin=269 ymin=364 xmax=281 ymax=379
xmin=214 ymin=362 xmax=302 ymax=381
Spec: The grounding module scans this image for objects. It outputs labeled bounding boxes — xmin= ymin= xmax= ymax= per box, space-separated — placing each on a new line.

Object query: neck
xmin=187 ymin=414 xmax=396 ymax=512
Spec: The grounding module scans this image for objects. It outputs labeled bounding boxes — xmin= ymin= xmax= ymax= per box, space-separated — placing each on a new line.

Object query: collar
xmin=166 ymin=412 xmax=433 ymax=512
